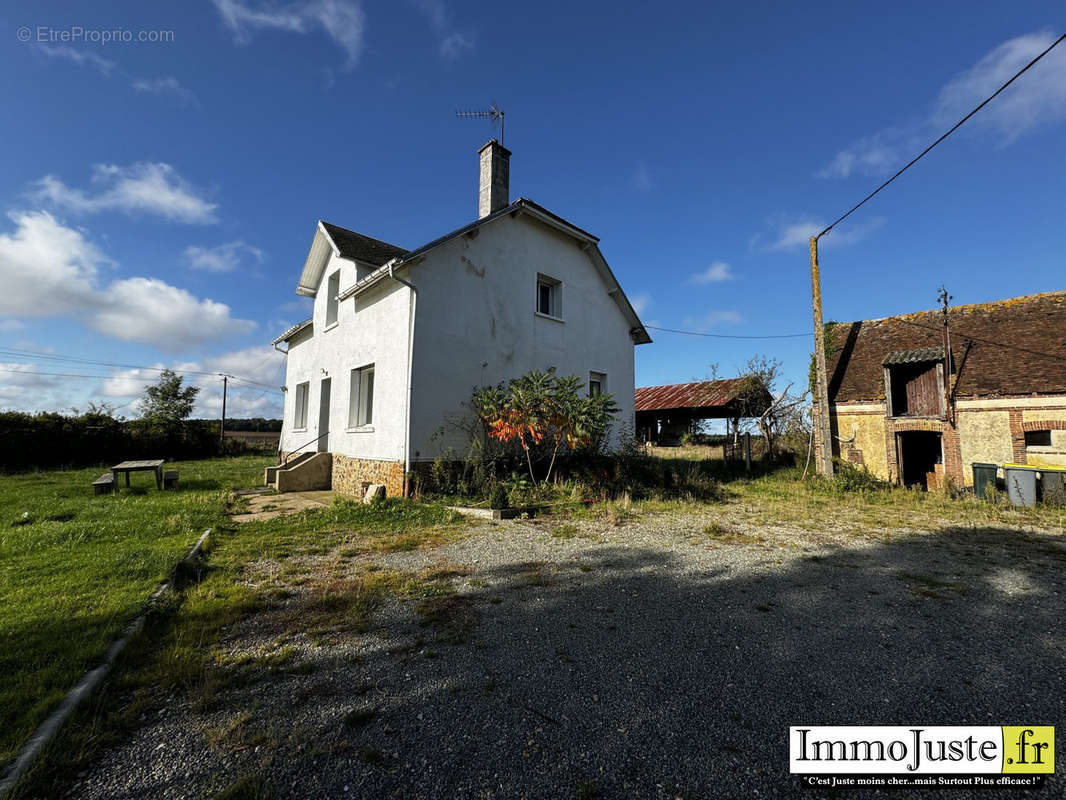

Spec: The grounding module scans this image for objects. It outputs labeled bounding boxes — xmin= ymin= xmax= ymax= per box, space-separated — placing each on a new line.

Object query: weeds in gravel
xmin=211 ymin=774 xmax=273 ymax=800
xmin=343 ymin=705 xmax=377 ymax=728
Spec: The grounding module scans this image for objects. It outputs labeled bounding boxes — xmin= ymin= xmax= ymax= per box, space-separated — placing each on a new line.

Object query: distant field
xmin=0 ymin=455 xmax=272 ymax=771
xmin=223 ymin=430 xmax=280 ymax=450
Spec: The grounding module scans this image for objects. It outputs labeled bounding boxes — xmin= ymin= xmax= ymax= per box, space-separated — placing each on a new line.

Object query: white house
xmin=272 ymin=140 xmax=651 ymax=496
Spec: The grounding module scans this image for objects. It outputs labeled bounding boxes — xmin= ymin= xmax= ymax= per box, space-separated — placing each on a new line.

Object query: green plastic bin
xmin=971 ymin=462 xmax=998 ymax=501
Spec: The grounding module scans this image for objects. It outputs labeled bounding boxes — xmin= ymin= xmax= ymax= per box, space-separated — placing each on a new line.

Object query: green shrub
xmin=488 ymin=484 xmax=509 ymax=509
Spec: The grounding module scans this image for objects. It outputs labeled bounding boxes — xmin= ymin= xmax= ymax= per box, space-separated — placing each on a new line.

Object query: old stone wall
xmin=332 ymin=454 xmax=405 ymax=498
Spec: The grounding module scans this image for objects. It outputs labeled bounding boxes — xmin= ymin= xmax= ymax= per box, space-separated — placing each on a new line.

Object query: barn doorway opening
xmin=898 ymin=431 xmax=942 ymax=489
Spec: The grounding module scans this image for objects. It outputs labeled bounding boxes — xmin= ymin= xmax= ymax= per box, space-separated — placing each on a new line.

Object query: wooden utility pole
xmin=219 ymin=375 xmax=229 ymax=446
xmin=809 ymin=236 xmax=834 ymax=477
xmin=938 ymin=285 xmax=953 ymax=424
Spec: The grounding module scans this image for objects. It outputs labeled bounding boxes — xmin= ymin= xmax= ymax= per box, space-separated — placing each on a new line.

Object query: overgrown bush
xmin=814 ymin=458 xmax=891 ymax=494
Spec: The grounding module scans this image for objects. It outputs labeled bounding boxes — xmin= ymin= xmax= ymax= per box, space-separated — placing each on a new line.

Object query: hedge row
xmin=0 ymin=412 xmax=273 ymax=473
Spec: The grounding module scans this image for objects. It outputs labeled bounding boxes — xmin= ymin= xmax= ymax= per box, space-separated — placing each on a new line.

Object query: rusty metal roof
xmin=635 ymin=378 xmax=749 ymax=413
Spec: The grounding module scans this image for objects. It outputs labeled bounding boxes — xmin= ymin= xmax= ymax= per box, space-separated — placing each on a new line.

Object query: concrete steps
xmin=265 ymin=452 xmax=333 ymax=492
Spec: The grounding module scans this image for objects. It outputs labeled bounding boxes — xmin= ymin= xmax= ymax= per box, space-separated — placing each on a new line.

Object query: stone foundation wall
xmin=332 ymin=454 xmax=405 ymax=498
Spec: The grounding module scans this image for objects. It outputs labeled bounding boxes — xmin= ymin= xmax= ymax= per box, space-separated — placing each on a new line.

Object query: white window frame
xmin=589 ymin=371 xmax=606 ymax=397
xmin=325 ymin=270 xmax=340 ymax=329
xmin=535 ymin=274 xmax=562 ymax=320
xmin=293 ymin=381 xmax=309 ymax=430
xmin=348 ymin=364 xmax=375 ymax=429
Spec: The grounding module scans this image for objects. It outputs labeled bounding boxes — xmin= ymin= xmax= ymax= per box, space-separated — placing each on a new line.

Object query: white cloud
xmin=212 ymin=0 xmax=366 ymax=69
xmin=100 ymin=366 xmax=165 ymax=398
xmin=0 ymin=210 xmax=105 ymax=315
xmin=757 ymin=216 xmax=886 ymax=251
xmin=184 ymin=241 xmax=264 ymax=272
xmin=0 ymin=319 xmax=25 ymax=332
xmin=92 ymin=277 xmax=255 ymax=350
xmin=34 ymin=162 xmax=217 ymax=224
xmin=0 ymin=212 xmax=255 ymax=351
xmin=414 ymin=0 xmax=474 ymax=61
xmin=132 ymin=76 xmax=196 ymax=103
xmin=818 ymin=30 xmax=1066 ymax=178
xmin=38 ymin=45 xmax=116 ymax=76
xmin=629 ymin=293 xmax=650 ymax=316
xmin=690 ymin=261 xmax=734 ymax=283
xmin=684 ymin=310 xmax=743 ymax=331
xmin=99 ymin=346 xmax=286 ymax=417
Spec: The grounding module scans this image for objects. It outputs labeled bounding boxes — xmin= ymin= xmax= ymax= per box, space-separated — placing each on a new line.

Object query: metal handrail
xmin=283 ymin=431 xmax=329 ymax=466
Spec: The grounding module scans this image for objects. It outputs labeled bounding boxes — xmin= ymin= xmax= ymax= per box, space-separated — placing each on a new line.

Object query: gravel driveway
xmin=66 ymin=511 xmax=1066 ymax=799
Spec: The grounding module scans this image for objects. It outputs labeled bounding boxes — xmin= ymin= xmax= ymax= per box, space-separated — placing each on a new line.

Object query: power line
xmin=645 ymin=325 xmax=811 ymax=340
xmin=818 ymin=31 xmax=1066 ymax=239
xmin=0 ymin=366 xmax=284 ymax=394
xmin=0 ymin=346 xmax=282 ymax=391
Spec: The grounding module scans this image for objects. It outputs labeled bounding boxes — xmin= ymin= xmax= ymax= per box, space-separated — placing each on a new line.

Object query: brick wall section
xmin=1009 ymin=410 xmax=1026 ymax=463
xmin=942 ymin=423 xmax=963 ymax=485
xmin=1022 ymin=420 xmax=1066 ymax=431
xmin=332 ymin=455 xmax=405 ymax=498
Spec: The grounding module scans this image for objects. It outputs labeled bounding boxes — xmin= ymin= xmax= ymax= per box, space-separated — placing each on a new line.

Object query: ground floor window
xmin=589 ymin=371 xmax=606 ymax=397
xmin=349 ymin=364 xmax=375 ymax=427
xmin=293 ymin=382 xmax=309 ymax=429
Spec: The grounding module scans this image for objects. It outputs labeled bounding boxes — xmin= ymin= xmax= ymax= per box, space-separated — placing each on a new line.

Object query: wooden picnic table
xmin=112 ymin=460 xmax=165 ymax=491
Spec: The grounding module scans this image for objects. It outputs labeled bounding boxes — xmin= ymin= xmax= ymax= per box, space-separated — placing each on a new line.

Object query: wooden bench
xmin=163 ymin=470 xmax=179 ymax=489
xmin=92 ymin=472 xmax=116 ymax=495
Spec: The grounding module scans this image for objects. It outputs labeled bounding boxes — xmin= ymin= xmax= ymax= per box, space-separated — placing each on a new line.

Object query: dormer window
xmin=325 ymin=270 xmax=340 ymax=328
xmin=882 ymin=348 xmax=947 ymax=418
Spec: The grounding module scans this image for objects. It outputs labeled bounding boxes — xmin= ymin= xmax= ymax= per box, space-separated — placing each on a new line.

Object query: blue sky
xmin=1 ymin=1 xmax=1064 ymax=418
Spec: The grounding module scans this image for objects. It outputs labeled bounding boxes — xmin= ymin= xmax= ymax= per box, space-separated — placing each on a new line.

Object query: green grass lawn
xmin=0 ymin=455 xmax=272 ymax=769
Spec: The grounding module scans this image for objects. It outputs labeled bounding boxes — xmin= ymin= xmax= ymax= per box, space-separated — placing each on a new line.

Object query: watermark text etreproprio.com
xmin=16 ymin=26 xmax=175 ymax=44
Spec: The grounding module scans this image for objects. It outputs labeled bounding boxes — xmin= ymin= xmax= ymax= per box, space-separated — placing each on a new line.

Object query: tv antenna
xmin=455 ymin=104 xmax=505 ymax=144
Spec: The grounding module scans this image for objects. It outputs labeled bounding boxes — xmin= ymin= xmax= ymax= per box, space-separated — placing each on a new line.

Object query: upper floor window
xmin=883 ymin=350 xmax=946 ymax=418
xmin=536 ymin=274 xmax=562 ymax=319
xmin=325 ymin=270 xmax=340 ymax=328
xmin=293 ymin=381 xmax=309 ymax=429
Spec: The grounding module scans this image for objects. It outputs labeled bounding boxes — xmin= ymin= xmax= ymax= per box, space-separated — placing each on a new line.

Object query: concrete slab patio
xmin=230 ymin=490 xmax=335 ymax=523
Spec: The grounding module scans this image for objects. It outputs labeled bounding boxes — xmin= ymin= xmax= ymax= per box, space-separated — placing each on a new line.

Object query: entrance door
xmin=897 ymin=431 xmax=941 ymax=489
xmin=317 ymin=378 xmax=331 ymax=452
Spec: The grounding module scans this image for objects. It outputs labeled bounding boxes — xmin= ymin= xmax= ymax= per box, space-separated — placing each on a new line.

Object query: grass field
xmin=0 ymin=455 xmax=272 ymax=770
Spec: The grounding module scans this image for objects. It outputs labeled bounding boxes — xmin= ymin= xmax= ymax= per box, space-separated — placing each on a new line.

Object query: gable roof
xmin=635 ymin=378 xmax=753 ymax=415
xmin=827 ymin=291 xmax=1066 ymax=403
xmin=319 ymin=221 xmax=408 ymax=266
xmin=271 ymin=317 xmax=312 ymax=345
xmin=295 ymin=221 xmax=407 ymax=297
xmin=335 ymin=197 xmax=652 ymax=344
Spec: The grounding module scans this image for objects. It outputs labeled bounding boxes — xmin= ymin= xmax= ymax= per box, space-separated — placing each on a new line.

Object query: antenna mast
xmin=455 ymin=104 xmax=505 ymax=144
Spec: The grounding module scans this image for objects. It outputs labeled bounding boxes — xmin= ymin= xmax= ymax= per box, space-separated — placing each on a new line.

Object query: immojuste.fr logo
xmin=789 ymin=726 xmax=1054 ymax=781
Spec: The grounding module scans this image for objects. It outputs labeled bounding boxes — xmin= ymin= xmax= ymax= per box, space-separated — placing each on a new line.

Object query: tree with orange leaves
xmin=473 ymin=369 xmax=617 ymax=484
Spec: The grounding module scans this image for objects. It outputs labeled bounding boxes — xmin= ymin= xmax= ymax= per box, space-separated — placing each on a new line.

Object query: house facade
xmin=825 ymin=292 xmax=1066 ymax=489
xmin=273 ymin=141 xmax=651 ymax=496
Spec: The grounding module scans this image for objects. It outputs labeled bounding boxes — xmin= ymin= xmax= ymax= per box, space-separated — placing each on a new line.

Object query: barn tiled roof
xmin=320 ymin=221 xmax=408 ymax=266
xmin=882 ymin=347 xmax=943 ymax=366
xmin=635 ymin=378 xmax=749 ymax=413
xmin=827 ymin=291 xmax=1066 ymax=403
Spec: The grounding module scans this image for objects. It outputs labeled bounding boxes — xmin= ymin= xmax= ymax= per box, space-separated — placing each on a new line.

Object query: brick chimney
xmin=478 ymin=139 xmax=511 ymax=218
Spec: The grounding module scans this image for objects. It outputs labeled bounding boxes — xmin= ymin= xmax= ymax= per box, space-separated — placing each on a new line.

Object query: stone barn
xmin=825 ymin=291 xmax=1066 ymax=489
